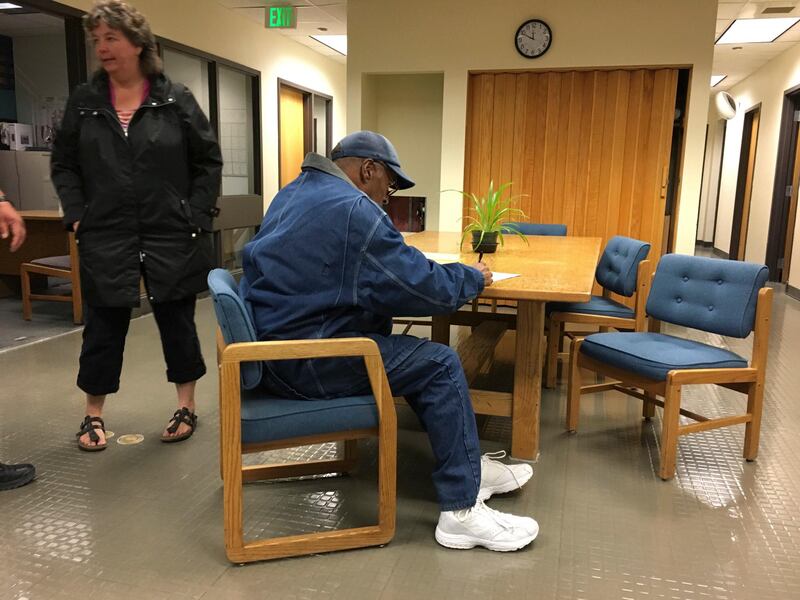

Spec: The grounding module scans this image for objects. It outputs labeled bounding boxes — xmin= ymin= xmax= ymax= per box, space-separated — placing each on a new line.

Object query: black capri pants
xmin=77 ymin=296 xmax=207 ymax=396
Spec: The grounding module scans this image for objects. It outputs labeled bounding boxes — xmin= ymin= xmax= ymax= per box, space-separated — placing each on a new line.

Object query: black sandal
xmin=76 ymin=415 xmax=107 ymax=452
xmin=161 ymin=407 xmax=197 ymax=443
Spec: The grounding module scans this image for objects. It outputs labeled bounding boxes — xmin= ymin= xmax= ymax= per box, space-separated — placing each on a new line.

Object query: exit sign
xmin=266 ymin=5 xmax=296 ymax=29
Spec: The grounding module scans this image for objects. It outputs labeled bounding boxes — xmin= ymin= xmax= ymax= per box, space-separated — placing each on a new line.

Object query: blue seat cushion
xmin=240 ymin=390 xmax=379 ymax=444
xmin=548 ymin=295 xmax=635 ymax=320
xmin=580 ymin=332 xmax=748 ymax=381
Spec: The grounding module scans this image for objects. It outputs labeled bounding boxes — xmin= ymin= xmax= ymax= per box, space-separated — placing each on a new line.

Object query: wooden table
xmin=406 ymin=231 xmax=601 ymax=461
xmin=0 ymin=210 xmax=67 ymax=296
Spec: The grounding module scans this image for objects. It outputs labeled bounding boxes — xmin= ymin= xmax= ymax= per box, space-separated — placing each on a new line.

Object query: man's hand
xmin=73 ymin=221 xmax=80 ymax=232
xmin=0 ymin=202 xmax=26 ymax=252
xmin=472 ymin=261 xmax=493 ymax=287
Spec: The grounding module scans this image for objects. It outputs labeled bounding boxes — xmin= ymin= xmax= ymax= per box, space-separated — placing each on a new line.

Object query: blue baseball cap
xmin=330 ymin=131 xmax=415 ymax=190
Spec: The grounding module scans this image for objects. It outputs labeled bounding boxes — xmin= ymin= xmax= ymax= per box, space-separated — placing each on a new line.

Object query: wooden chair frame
xmin=545 ymin=259 xmax=651 ymax=388
xmin=566 ymin=287 xmax=773 ymax=480
xmin=217 ymin=331 xmax=397 ymax=563
xmin=20 ymin=232 xmax=82 ymax=324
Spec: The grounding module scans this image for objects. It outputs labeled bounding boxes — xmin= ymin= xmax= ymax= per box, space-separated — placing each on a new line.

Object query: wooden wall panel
xmin=463 ymin=68 xmax=679 ymax=267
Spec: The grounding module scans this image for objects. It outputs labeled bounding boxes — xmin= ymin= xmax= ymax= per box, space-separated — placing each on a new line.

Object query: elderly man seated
xmin=240 ymin=131 xmax=538 ymax=551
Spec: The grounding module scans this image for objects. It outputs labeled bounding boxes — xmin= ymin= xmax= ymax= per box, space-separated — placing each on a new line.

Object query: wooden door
xmin=463 ymin=68 xmax=679 ymax=265
xmin=730 ymin=107 xmax=760 ymax=261
xmin=279 ymin=85 xmax=306 ymax=187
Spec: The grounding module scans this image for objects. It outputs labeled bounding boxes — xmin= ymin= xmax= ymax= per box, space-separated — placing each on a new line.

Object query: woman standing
xmin=51 ymin=0 xmax=223 ymax=451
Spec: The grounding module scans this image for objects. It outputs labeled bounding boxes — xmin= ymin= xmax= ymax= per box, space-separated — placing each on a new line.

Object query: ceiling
xmin=217 ymin=0 xmax=347 ymax=64
xmin=213 ymin=1 xmax=800 ymax=88
xmin=714 ymin=1 xmax=800 ymax=90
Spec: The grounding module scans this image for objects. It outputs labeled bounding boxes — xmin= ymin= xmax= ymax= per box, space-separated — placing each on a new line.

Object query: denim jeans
xmin=262 ymin=335 xmax=481 ymax=511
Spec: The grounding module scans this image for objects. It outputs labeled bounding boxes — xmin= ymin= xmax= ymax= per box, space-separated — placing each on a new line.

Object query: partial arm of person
xmin=50 ymin=94 xmax=85 ymax=232
xmin=352 ymin=207 xmax=488 ymax=316
xmin=0 ymin=197 xmax=25 ymax=251
xmin=178 ymin=87 xmax=223 ymax=232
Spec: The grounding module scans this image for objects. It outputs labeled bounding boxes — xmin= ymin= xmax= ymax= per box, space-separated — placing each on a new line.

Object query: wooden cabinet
xmin=386 ymin=196 xmax=425 ymax=232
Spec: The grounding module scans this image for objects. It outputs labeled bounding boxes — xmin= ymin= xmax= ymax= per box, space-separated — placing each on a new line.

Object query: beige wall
xmin=61 ymin=0 xmax=346 ymax=207
xmin=712 ymin=42 xmax=800 ymax=287
xmin=13 ymin=34 xmax=69 ymax=126
xmin=363 ymin=74 xmax=443 ymax=228
xmin=348 ymin=0 xmax=716 ymax=251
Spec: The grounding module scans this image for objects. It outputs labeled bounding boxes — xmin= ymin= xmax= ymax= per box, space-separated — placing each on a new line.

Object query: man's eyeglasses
xmin=375 ymin=161 xmax=398 ymax=197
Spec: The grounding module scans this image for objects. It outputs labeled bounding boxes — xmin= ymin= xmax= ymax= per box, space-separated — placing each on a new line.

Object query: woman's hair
xmin=83 ymin=0 xmax=162 ymax=76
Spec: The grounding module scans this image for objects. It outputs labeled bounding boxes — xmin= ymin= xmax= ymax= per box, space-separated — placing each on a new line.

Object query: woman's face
xmin=91 ymin=21 xmax=142 ymax=78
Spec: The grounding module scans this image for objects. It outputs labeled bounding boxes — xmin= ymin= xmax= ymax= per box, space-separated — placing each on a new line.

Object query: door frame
xmin=665 ymin=68 xmax=691 ymax=254
xmin=766 ymin=83 xmax=800 ymax=280
xmin=277 ymin=79 xmax=333 ymax=187
xmin=730 ymin=103 xmax=761 ymax=261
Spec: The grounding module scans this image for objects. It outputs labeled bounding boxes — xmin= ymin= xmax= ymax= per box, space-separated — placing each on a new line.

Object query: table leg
xmin=431 ymin=314 xmax=451 ymax=346
xmin=511 ymin=300 xmax=545 ymax=461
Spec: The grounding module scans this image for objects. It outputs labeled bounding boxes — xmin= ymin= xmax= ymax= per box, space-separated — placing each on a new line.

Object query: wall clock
xmin=515 ymin=19 xmax=552 ymax=58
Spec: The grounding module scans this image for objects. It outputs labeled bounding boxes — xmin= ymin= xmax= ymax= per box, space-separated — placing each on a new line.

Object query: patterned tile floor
xmin=1 ymin=285 xmax=799 ymax=599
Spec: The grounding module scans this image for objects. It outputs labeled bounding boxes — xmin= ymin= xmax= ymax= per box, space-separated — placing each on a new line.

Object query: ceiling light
xmin=0 ymin=3 xmax=22 ymax=8
xmin=310 ymin=34 xmax=347 ymax=56
xmin=711 ymin=75 xmax=727 ymax=87
xmin=716 ymin=17 xmax=800 ymax=44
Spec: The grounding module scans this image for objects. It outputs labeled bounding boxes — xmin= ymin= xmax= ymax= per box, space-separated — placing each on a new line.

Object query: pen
xmin=478 ymin=252 xmax=484 ymax=263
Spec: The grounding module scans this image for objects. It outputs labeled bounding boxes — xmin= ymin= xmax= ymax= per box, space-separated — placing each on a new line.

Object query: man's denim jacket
xmin=240 ymin=153 xmax=484 ymax=397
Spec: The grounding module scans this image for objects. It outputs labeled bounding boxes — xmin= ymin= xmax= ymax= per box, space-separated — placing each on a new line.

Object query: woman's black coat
xmin=51 ymin=71 xmax=223 ymax=307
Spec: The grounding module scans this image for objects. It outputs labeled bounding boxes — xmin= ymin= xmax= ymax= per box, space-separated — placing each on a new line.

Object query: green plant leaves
xmin=446 ymin=180 xmax=529 ymax=249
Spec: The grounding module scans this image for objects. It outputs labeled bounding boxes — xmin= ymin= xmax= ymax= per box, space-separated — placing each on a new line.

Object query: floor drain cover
xmin=116 ymin=434 xmax=144 ymax=445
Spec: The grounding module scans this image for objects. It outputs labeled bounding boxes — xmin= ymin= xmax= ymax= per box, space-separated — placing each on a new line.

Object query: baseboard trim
xmin=787 ymin=283 xmax=800 ymax=302
xmin=695 ymin=240 xmax=713 ymax=248
xmin=711 ymin=248 xmax=729 ymax=259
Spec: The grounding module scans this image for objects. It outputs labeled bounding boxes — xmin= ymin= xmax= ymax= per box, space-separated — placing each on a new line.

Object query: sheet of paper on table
xmin=491 ymin=272 xmax=520 ymax=283
xmin=422 ymin=252 xmax=461 ymax=264
xmin=421 ymin=251 xmax=520 ymax=283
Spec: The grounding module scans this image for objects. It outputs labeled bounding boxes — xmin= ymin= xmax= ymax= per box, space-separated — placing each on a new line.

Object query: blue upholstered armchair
xmin=545 ymin=235 xmax=651 ymax=388
xmin=566 ymin=254 xmax=773 ymax=480
xmin=208 ymin=269 xmax=397 ymax=563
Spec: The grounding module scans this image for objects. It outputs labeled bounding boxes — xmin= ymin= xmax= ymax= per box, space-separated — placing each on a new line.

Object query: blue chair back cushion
xmin=646 ymin=255 xmax=769 ymax=338
xmin=207 ymin=269 xmax=262 ymax=390
xmin=581 ymin=332 xmax=748 ymax=381
xmin=241 ymin=390 xmax=379 ymax=444
xmin=504 ymin=222 xmax=567 ymax=236
xmin=595 ymin=236 xmax=650 ymax=297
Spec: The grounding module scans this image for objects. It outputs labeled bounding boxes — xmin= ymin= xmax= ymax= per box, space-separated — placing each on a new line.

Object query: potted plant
xmin=450 ymin=180 xmax=529 ymax=253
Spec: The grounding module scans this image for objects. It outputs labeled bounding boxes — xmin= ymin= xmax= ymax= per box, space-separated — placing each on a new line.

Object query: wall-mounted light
xmin=711 ymin=75 xmax=727 ymax=87
xmin=310 ymin=34 xmax=347 ymax=56
xmin=717 ymin=18 xmax=799 ymax=44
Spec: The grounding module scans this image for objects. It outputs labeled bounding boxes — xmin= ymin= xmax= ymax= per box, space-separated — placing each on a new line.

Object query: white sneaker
xmin=435 ymin=499 xmax=539 ymax=552
xmin=478 ymin=451 xmax=534 ymax=501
